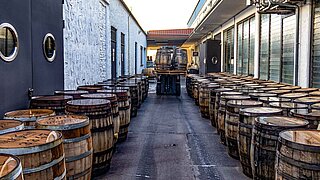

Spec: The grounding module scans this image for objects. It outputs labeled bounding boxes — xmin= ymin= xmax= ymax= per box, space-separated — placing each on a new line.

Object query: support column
xmin=254 ymin=11 xmax=260 ymax=78
xmin=298 ymin=0 xmax=312 ymax=87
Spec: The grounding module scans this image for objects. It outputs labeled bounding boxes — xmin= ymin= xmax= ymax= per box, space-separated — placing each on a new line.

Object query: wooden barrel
xmin=259 ymin=87 xmax=278 ymax=92
xmin=0 ymin=120 xmax=24 ymax=135
xmin=4 ymin=109 xmax=55 ymax=129
xmin=77 ymin=85 xmax=103 ymax=93
xmin=259 ymin=97 xmax=291 ymax=107
xmin=294 ymin=96 xmax=320 ymax=106
xmin=97 ymin=89 xmax=131 ymax=142
xmin=0 ymin=154 xmax=23 ymax=179
xmin=213 ymin=88 xmax=233 ymax=130
xmin=194 ymin=79 xmax=210 ymax=106
xmin=275 ymin=130 xmax=320 ymax=179
xmin=265 ymin=84 xmax=287 ymax=89
xmin=81 ymin=93 xmax=120 ymax=143
xmin=55 ymin=90 xmax=89 ymax=100
xmin=279 ymin=86 xmax=301 ymax=90
xmin=131 ymin=78 xmax=146 ymax=102
xmin=269 ymin=102 xmax=308 ymax=116
xmin=186 ymin=74 xmax=195 ymax=97
xmin=218 ymin=95 xmax=248 ymax=145
xmin=260 ymin=82 xmax=278 ymax=86
xmin=239 ymin=88 xmax=264 ymax=95
xmin=291 ymin=108 xmax=320 ymax=128
xmin=125 ymin=80 xmax=142 ymax=108
xmin=66 ymin=99 xmax=113 ymax=176
xmin=0 ymin=130 xmax=66 ymax=179
xmin=248 ymin=93 xmax=277 ymax=101
xmin=30 ymin=95 xmax=73 ymax=115
xmin=118 ymin=83 xmax=139 ymax=117
xmin=252 ymin=117 xmax=309 ymax=180
xmin=225 ymin=100 xmax=262 ymax=159
xmin=279 ymin=93 xmax=308 ymax=101
xmin=208 ymin=84 xmax=221 ymax=126
xmin=239 ymin=107 xmax=283 ymax=178
xmin=36 ymin=115 xmax=92 ymax=179
xmin=293 ymin=88 xmax=318 ymax=94
xmin=309 ymin=91 xmax=320 ymax=96
xmin=199 ymin=83 xmax=219 ymax=118
xmin=267 ymin=89 xmax=291 ymax=95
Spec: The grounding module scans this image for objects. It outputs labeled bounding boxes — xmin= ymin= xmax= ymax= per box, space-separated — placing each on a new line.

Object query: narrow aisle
xmin=99 ymin=81 xmax=248 ymax=180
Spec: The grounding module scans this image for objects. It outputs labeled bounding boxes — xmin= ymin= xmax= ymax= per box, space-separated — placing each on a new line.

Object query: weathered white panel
xmin=63 ymin=0 xmax=107 ymax=89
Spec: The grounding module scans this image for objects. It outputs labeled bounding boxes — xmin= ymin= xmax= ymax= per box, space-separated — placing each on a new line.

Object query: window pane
xmin=282 ymin=15 xmax=296 ymax=84
xmin=260 ymin=14 xmax=270 ymax=80
xmin=269 ymin=14 xmax=281 ymax=82
xmin=237 ymin=24 xmax=243 ymax=75
xmin=224 ymin=27 xmax=234 ymax=73
xmin=242 ymin=20 xmax=249 ymax=75
xmin=249 ymin=17 xmax=255 ymax=76
xmin=313 ymin=3 xmax=320 ymax=87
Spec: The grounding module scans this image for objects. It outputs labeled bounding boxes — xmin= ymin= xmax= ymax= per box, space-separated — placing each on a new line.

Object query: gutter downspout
xmin=128 ymin=14 xmax=130 ymax=75
xmin=294 ymin=5 xmax=300 ymax=86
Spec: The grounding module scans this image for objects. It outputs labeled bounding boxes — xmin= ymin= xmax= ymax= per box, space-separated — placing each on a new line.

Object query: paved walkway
xmin=98 ymin=81 xmax=249 ymax=180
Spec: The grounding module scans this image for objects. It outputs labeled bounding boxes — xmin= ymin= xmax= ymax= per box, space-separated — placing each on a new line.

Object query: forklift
xmin=155 ymin=47 xmax=187 ymax=96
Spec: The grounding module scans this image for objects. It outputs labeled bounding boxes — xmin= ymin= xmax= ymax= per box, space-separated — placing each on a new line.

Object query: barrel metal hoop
xmin=37 ymin=121 xmax=89 ymax=131
xmin=4 ymin=116 xmax=39 ymax=122
xmin=54 ymin=168 xmax=66 ymax=180
xmin=65 ymin=150 xmax=92 ymax=163
xmin=67 ymin=167 xmax=91 ymax=180
xmin=91 ymin=124 xmax=114 ymax=133
xmin=0 ymin=124 xmax=24 ymax=135
xmin=120 ymin=123 xmax=130 ymax=129
xmin=23 ymin=155 xmax=65 ymax=174
xmin=279 ymin=137 xmax=320 ymax=153
xmin=239 ymin=122 xmax=252 ymax=129
xmin=275 ymin=171 xmax=299 ymax=180
xmin=0 ymin=138 xmax=62 ymax=155
xmin=3 ymin=162 xmax=22 ymax=180
xmin=113 ymin=112 xmax=120 ymax=117
xmin=63 ymin=133 xmax=91 ymax=143
xmin=226 ymin=121 xmax=238 ymax=126
xmin=94 ymin=146 xmax=114 ymax=156
xmin=119 ymin=106 xmax=130 ymax=110
xmin=239 ymin=131 xmax=252 ymax=138
xmin=277 ymin=152 xmax=320 ymax=171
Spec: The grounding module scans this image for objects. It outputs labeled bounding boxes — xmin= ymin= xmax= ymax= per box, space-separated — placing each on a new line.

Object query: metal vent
xmin=252 ymin=0 xmax=303 ymax=14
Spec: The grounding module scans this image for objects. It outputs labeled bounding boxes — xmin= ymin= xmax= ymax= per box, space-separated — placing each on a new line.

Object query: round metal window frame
xmin=0 ymin=23 xmax=19 ymax=62
xmin=43 ymin=33 xmax=56 ymax=62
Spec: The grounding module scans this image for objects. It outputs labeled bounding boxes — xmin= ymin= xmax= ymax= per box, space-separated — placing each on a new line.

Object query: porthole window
xmin=43 ymin=33 xmax=56 ymax=62
xmin=0 ymin=23 xmax=19 ymax=62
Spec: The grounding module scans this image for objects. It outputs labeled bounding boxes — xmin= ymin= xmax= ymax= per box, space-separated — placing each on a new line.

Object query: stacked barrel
xmin=0 ymin=74 xmax=149 ymax=179
xmin=186 ymin=72 xmax=320 ymax=179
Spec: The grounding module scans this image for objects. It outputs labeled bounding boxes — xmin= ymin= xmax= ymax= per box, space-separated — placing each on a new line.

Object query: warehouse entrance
xmin=111 ymin=27 xmax=117 ymax=79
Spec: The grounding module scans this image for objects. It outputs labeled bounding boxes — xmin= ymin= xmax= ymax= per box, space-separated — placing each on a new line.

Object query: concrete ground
xmin=97 ymin=80 xmax=249 ymax=180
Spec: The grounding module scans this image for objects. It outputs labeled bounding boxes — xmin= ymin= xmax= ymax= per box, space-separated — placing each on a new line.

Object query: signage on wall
xmin=193 ymin=52 xmax=199 ymax=57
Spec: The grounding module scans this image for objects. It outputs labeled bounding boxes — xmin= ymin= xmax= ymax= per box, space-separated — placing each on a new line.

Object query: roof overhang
xmin=185 ymin=0 xmax=248 ymax=45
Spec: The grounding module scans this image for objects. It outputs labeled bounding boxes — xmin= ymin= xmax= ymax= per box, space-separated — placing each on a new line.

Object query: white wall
xmin=110 ymin=0 xmax=129 ymax=76
xmin=298 ymin=1 xmax=312 ymax=87
xmin=128 ymin=16 xmax=147 ymax=75
xmin=109 ymin=0 xmax=147 ymax=76
xmin=63 ymin=0 xmax=146 ymax=89
xmin=63 ymin=0 xmax=108 ymax=89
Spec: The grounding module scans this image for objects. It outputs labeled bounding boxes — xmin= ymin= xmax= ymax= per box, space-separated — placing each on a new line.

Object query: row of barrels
xmin=0 ymin=75 xmax=149 ymax=179
xmin=186 ymin=73 xmax=320 ymax=180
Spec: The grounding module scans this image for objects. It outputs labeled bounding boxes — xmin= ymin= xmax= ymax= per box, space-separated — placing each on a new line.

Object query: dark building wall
xmin=0 ymin=0 xmax=64 ymax=116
